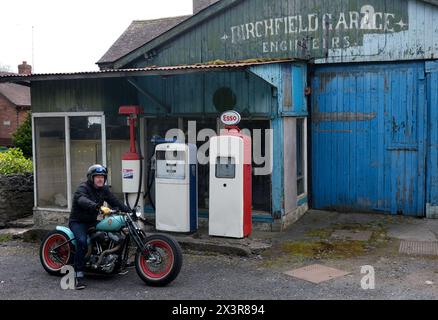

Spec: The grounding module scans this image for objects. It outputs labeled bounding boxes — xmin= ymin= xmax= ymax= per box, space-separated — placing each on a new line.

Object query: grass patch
xmin=0 ymin=234 xmax=12 ymax=243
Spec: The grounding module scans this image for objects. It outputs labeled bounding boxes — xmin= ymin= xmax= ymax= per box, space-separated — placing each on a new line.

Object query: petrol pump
xmin=119 ymin=106 xmax=144 ymax=214
xmin=209 ymin=111 xmax=252 ymax=238
xmin=155 ymin=142 xmax=198 ymax=233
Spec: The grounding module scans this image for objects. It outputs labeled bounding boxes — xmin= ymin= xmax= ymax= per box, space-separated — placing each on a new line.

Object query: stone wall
xmin=0 ymin=173 xmax=34 ymax=227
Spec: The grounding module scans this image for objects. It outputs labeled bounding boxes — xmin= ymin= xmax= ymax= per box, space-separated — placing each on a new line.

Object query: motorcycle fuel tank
xmin=96 ymin=215 xmax=126 ymax=232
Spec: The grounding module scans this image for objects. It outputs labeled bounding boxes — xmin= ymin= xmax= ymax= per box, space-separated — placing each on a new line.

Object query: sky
xmin=0 ymin=0 xmax=193 ymax=74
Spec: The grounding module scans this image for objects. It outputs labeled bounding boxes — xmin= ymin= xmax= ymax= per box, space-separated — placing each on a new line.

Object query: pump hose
xmin=133 ymin=119 xmax=143 ymax=209
xmin=146 ymin=157 xmax=156 ymax=210
xmin=125 ymin=117 xmax=143 ymax=212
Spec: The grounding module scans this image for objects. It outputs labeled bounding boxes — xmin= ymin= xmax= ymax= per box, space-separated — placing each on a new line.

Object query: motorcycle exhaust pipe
xmin=95 ymin=243 xmax=123 ymax=267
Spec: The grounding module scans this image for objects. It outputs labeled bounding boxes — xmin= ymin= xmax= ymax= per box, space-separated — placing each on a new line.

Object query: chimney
xmin=193 ymin=0 xmax=218 ymax=14
xmin=18 ymin=61 xmax=32 ymax=75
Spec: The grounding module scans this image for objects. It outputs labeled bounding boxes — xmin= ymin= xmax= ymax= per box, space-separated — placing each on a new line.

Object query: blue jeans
xmin=69 ymin=221 xmax=97 ymax=275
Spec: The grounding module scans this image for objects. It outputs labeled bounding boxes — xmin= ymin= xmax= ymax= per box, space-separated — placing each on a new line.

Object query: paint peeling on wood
xmin=313 ymin=112 xmax=377 ymax=122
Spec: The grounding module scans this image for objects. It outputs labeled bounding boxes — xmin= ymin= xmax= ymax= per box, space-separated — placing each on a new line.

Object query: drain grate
xmin=399 ymin=241 xmax=438 ymax=256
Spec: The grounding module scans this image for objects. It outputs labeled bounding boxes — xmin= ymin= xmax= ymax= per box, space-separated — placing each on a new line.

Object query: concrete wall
xmin=33 ymin=209 xmax=70 ymax=229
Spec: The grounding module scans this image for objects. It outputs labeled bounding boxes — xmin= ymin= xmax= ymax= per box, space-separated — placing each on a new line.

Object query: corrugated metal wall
xmin=136 ymin=71 xmax=273 ymax=116
xmin=31 ymin=78 xmax=138 ymax=114
xmin=132 ymin=0 xmax=438 ymax=68
xmin=311 ymin=62 xmax=427 ymax=216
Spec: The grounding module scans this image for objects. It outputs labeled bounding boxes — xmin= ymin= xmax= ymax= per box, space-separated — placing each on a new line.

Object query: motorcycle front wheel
xmin=135 ymin=234 xmax=182 ymax=287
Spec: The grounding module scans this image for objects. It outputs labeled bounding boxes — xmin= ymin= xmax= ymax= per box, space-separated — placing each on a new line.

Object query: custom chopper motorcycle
xmin=39 ymin=208 xmax=182 ymax=287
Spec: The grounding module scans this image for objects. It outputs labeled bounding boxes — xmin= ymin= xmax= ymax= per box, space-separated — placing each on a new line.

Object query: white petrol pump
xmin=155 ymin=143 xmax=198 ymax=233
xmin=209 ymin=111 xmax=252 ymax=239
xmin=118 ymin=106 xmax=198 ymax=233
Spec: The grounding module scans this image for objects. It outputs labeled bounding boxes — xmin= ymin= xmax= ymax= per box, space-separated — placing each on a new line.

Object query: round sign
xmin=220 ymin=111 xmax=241 ymax=126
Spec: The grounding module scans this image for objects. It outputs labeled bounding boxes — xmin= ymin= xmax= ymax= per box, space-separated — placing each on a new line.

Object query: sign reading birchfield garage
xmin=144 ymin=0 xmax=433 ymax=67
xmin=218 ymin=1 xmax=409 ymax=59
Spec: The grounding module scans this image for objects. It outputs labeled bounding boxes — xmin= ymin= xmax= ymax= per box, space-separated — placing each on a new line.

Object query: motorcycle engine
xmin=101 ymin=254 xmax=119 ymax=273
xmin=87 ymin=231 xmax=125 ymax=273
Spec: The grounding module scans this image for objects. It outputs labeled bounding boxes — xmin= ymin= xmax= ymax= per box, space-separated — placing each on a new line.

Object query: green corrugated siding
xmin=137 ymin=71 xmax=273 ymax=116
xmin=31 ymin=78 xmax=138 ymax=114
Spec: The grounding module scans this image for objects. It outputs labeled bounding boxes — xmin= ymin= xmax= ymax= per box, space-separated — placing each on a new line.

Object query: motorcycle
xmin=39 ymin=209 xmax=183 ymax=287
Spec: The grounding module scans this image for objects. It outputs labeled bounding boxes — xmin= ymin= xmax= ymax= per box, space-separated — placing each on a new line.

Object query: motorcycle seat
xmin=87 ymin=227 xmax=96 ymax=235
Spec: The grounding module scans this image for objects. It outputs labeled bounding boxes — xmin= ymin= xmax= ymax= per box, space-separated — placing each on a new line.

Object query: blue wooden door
xmin=426 ymin=61 xmax=438 ymax=215
xmin=311 ymin=62 xmax=426 ymax=217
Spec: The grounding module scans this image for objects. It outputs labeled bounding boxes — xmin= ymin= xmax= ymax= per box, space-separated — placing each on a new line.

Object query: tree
xmin=0 ymin=63 xmax=12 ymax=72
xmin=12 ymin=113 xmax=32 ymax=159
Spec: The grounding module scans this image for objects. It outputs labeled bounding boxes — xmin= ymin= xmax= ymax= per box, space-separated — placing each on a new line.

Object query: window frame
xmin=296 ymin=117 xmax=308 ymax=198
xmin=32 ymin=112 xmax=106 ymax=210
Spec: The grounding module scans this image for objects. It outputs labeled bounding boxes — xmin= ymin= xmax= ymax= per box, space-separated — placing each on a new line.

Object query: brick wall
xmin=0 ymin=94 xmax=29 ymax=147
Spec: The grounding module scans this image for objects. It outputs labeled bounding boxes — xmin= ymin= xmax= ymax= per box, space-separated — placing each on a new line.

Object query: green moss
xmin=281 ymin=240 xmax=367 ymax=259
xmin=331 ymin=223 xmax=372 ymax=231
xmin=0 ymin=234 xmax=12 ymax=243
xmin=305 ymin=228 xmax=332 ymax=239
xmin=260 ymin=221 xmax=391 ymax=269
xmin=199 ymin=59 xmax=227 ymax=65
xmin=201 ymin=57 xmax=292 ymax=66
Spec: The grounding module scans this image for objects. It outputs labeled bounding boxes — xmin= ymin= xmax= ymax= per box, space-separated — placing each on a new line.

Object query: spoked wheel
xmin=40 ymin=230 xmax=73 ymax=276
xmin=135 ymin=234 xmax=182 ymax=287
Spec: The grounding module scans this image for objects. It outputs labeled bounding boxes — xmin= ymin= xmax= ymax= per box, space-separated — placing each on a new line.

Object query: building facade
xmin=0 ymin=62 xmax=31 ymax=146
xmin=1 ymin=0 xmax=438 ymax=229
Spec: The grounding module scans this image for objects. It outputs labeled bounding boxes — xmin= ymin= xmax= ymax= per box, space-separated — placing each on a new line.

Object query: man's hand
xmin=100 ymin=206 xmax=111 ymax=216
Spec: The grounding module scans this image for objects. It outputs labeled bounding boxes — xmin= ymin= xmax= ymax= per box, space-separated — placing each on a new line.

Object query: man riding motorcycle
xmin=69 ymin=164 xmax=131 ymax=290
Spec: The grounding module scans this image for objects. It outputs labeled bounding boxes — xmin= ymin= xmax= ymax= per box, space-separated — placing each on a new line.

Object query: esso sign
xmin=221 ymin=111 xmax=241 ymax=126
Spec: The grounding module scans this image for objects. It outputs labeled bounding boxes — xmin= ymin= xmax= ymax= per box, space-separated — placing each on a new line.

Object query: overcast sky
xmin=0 ymin=0 xmax=193 ymax=74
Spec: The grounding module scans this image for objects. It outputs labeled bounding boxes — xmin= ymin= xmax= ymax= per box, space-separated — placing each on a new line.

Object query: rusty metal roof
xmin=0 ymin=59 xmax=295 ymax=82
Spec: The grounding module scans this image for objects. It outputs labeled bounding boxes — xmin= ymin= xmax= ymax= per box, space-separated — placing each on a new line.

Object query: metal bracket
xmin=127 ymin=77 xmax=171 ymax=114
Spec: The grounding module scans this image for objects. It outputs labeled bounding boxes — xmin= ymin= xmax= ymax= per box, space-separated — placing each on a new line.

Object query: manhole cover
xmin=399 ymin=241 xmax=438 ymax=256
xmin=284 ymin=264 xmax=350 ymax=284
xmin=331 ymin=230 xmax=373 ymax=241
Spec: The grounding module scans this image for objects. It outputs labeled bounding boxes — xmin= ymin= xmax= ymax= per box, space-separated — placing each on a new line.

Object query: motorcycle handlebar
xmin=105 ymin=209 xmax=141 ymax=220
xmin=107 ymin=209 xmax=129 ymax=215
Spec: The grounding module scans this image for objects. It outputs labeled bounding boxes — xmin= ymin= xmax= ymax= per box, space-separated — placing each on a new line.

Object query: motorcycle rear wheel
xmin=40 ymin=230 xmax=74 ymax=276
xmin=135 ymin=234 xmax=182 ymax=287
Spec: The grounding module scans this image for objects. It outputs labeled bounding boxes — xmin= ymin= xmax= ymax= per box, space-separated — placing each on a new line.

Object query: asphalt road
xmin=0 ymin=240 xmax=437 ymax=300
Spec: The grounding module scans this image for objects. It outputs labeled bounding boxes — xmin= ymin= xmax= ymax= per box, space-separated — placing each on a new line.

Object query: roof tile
xmin=97 ymin=15 xmax=191 ymax=65
xmin=0 ymin=83 xmax=30 ymax=106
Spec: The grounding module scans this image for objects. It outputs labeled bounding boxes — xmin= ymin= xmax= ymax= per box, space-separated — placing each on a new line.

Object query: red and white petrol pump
xmin=119 ymin=106 xmax=144 ymax=214
xmin=209 ymin=111 xmax=252 ymax=238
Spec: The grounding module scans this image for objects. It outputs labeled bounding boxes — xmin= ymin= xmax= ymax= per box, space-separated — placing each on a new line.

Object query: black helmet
xmin=87 ymin=164 xmax=108 ymax=184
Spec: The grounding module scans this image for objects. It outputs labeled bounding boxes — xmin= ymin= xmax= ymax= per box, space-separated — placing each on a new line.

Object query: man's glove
xmin=95 ymin=201 xmax=104 ymax=212
xmin=100 ymin=206 xmax=111 ymax=216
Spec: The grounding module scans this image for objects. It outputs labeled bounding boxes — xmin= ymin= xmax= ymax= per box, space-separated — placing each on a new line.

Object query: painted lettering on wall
xmin=220 ymin=5 xmax=408 ymax=54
